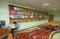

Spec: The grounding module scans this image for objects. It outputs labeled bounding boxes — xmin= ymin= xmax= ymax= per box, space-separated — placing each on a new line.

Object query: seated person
xmin=10 ymin=22 xmax=20 ymax=36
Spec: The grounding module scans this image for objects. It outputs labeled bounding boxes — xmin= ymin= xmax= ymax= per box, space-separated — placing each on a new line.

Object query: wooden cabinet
xmin=9 ymin=5 xmax=48 ymax=23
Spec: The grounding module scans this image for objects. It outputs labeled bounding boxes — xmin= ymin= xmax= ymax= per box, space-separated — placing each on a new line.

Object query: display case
xmin=9 ymin=5 xmax=48 ymax=23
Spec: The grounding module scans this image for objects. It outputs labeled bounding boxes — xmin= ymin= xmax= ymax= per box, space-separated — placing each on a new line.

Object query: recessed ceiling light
xmin=51 ymin=8 xmax=59 ymax=12
xmin=42 ymin=2 xmax=50 ymax=6
xmin=52 ymin=8 xmax=58 ymax=10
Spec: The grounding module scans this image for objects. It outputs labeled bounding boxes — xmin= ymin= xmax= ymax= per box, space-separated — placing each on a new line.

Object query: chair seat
xmin=49 ymin=30 xmax=60 ymax=39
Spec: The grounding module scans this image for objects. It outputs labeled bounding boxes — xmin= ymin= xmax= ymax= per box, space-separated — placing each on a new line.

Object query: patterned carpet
xmin=13 ymin=25 xmax=56 ymax=39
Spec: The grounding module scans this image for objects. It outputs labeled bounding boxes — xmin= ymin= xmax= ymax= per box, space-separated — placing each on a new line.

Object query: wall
xmin=0 ymin=0 xmax=9 ymax=26
xmin=48 ymin=12 xmax=60 ymax=22
xmin=54 ymin=13 xmax=60 ymax=22
xmin=19 ymin=20 xmax=48 ymax=30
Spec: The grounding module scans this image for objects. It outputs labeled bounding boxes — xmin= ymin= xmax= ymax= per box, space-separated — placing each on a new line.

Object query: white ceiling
xmin=9 ymin=0 xmax=60 ymax=12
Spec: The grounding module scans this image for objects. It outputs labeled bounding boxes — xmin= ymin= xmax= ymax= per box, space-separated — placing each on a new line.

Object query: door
xmin=49 ymin=15 xmax=54 ymax=22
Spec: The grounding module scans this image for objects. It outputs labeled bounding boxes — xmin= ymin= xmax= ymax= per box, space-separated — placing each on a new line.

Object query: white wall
xmin=0 ymin=0 xmax=9 ymax=26
xmin=19 ymin=20 xmax=48 ymax=30
xmin=54 ymin=13 xmax=60 ymax=22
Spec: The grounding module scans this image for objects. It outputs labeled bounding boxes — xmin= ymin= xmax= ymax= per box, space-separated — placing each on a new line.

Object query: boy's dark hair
xmin=13 ymin=22 xmax=17 ymax=24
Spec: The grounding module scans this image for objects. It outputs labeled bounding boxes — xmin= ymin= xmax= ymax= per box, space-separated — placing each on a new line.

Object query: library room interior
xmin=0 ymin=0 xmax=60 ymax=39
